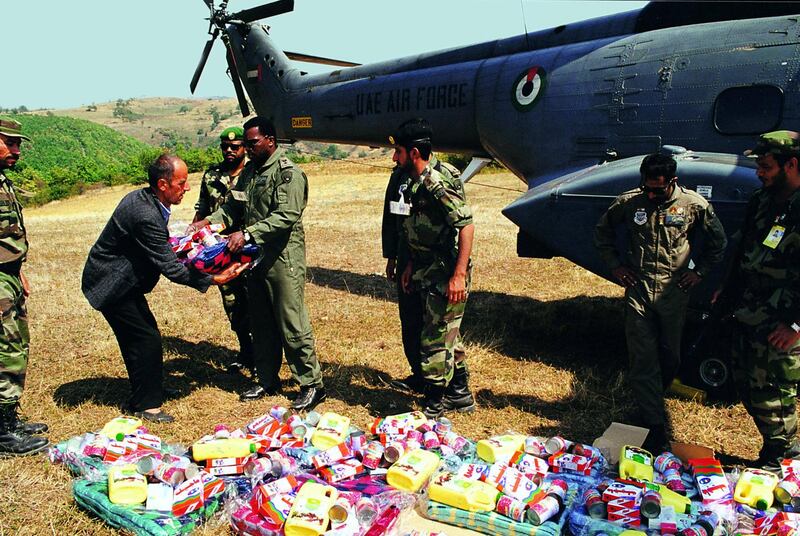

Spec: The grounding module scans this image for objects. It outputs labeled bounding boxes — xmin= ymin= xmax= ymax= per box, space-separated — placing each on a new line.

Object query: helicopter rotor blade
xmin=190 ymin=29 xmax=219 ymax=94
xmin=284 ymin=51 xmax=360 ymax=68
xmin=229 ymin=0 xmax=294 ymax=23
xmin=225 ymin=44 xmax=251 ymax=117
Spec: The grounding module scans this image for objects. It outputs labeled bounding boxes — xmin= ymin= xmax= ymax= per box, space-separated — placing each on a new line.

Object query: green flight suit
xmin=195 ymin=163 xmax=250 ymax=338
xmin=0 ymin=172 xmax=29 ymax=405
xmin=399 ymin=163 xmax=473 ymax=387
xmin=382 ymin=156 xmax=465 ymax=378
xmin=208 ymin=149 xmax=322 ymax=388
xmin=729 ymin=187 xmax=800 ymax=453
xmin=594 ymin=185 xmax=727 ymax=426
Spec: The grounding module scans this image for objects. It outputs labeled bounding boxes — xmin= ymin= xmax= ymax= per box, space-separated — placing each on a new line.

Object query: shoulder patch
xmin=439 ymin=161 xmax=461 ymax=179
xmin=279 ymin=157 xmax=294 ymax=171
xmin=281 ymin=170 xmax=293 ymax=183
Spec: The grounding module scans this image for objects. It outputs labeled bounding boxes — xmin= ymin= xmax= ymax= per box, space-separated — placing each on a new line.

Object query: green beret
xmin=220 ymin=126 xmax=244 ymax=141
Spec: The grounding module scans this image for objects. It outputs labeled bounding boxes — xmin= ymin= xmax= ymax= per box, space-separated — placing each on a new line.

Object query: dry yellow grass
xmin=0 ymin=164 xmax=763 ymax=534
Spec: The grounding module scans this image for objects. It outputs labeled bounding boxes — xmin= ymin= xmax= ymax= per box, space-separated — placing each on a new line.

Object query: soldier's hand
xmin=20 ymin=271 xmax=30 ymax=298
xmin=678 ymin=270 xmax=703 ymax=292
xmin=212 ymin=262 xmax=251 ymax=285
xmin=226 ymin=231 xmax=245 ymax=253
xmin=710 ymin=288 xmax=723 ymax=305
xmin=447 ymin=273 xmax=468 ymax=304
xmin=611 ymin=266 xmax=638 ymax=288
xmin=186 ymin=220 xmax=208 ymax=236
xmin=401 ymin=262 xmax=413 ymax=294
xmin=386 ymin=259 xmax=397 ymax=281
xmin=768 ymin=323 xmax=800 ymax=352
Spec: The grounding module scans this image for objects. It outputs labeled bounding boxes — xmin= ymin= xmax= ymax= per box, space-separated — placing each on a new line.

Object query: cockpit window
xmin=714 ymin=85 xmax=783 ymax=135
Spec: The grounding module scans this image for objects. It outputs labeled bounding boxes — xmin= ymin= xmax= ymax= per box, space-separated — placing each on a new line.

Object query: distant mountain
xmin=3 ymin=114 xmax=156 ymax=204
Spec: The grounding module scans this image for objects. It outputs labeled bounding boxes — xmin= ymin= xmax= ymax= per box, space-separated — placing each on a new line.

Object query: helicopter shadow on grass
xmin=53 ymin=337 xmax=253 ymax=410
xmin=306 ymin=266 xmax=627 ymax=370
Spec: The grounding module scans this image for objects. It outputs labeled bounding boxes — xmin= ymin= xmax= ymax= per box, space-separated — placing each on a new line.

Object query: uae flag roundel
xmin=512 ymin=66 xmax=546 ymax=111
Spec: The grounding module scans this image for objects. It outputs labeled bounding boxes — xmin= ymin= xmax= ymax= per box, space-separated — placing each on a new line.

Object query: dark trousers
xmin=101 ymin=292 xmax=163 ymax=412
xmin=397 ymin=279 xmax=423 ymax=377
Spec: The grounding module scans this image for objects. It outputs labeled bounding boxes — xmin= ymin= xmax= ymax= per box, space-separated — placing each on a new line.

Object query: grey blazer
xmin=82 ymin=188 xmax=212 ymax=310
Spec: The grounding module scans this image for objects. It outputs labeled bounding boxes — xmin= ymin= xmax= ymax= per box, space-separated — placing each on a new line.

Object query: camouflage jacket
xmin=0 ymin=172 xmax=27 ymax=270
xmin=207 ymin=148 xmax=307 ymax=264
xmin=594 ymin=185 xmax=727 ymax=294
xmin=382 ymin=155 xmax=459 ymax=265
xmin=400 ymin=163 xmax=473 ymax=289
xmin=732 ymin=187 xmax=800 ymax=327
xmin=194 ymin=160 xmax=247 ymax=223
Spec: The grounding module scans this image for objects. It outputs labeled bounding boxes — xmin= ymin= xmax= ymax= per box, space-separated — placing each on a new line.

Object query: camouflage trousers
xmin=218 ymin=275 xmax=250 ymax=336
xmin=0 ymin=271 xmax=28 ymax=404
xmin=732 ymin=320 xmax=800 ymax=451
xmin=419 ymin=286 xmax=469 ymax=387
xmin=397 ymin=279 xmax=465 ymax=378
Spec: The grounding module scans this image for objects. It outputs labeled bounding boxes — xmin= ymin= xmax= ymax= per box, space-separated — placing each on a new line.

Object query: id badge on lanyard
xmin=389 ymin=183 xmax=412 ymax=216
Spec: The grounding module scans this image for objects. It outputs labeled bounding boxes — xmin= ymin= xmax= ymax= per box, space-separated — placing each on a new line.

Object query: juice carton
xmin=619 ymin=445 xmax=654 ymax=482
xmin=284 ymin=481 xmax=339 ymax=536
xmin=507 ymin=451 xmax=549 ymax=481
xmin=191 ymin=437 xmax=255 ymax=461
xmin=318 ymin=458 xmax=365 ymax=484
xmin=100 ymin=416 xmax=142 ymax=439
xmin=549 ymin=452 xmax=595 ymax=475
xmin=428 ymin=472 xmax=498 ymax=512
xmin=311 ymin=413 xmax=350 ymax=450
xmin=386 ymin=449 xmax=440 ymax=492
xmin=199 ymin=470 xmax=225 ymax=501
xmin=311 ymin=443 xmax=353 ymax=470
xmin=172 ymin=474 xmax=204 ymax=517
xmin=370 ymin=411 xmax=427 ymax=434
xmin=689 ymin=458 xmax=733 ymax=504
xmin=108 ymin=464 xmax=148 ymax=505
xmin=482 ymin=464 xmax=541 ymax=504
xmin=735 ymin=468 xmax=780 ymax=510
xmin=476 ymin=434 xmax=526 ymax=463
xmin=256 ymin=492 xmax=296 ymax=526
xmin=457 ymin=463 xmax=490 ymax=481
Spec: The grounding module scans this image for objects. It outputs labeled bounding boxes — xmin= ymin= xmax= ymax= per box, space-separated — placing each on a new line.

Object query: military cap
xmin=220 ymin=126 xmax=244 ymax=141
xmin=0 ymin=119 xmax=30 ymax=142
xmin=389 ymin=118 xmax=433 ymax=147
xmin=744 ymin=130 xmax=800 ymax=158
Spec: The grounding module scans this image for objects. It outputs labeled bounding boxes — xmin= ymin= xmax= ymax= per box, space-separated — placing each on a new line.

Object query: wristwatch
xmin=791 ymin=322 xmax=800 ymax=333
xmin=242 ymin=229 xmax=251 ymax=243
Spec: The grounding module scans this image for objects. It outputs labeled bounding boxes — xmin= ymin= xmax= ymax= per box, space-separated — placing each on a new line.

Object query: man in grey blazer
xmin=82 ymin=154 xmax=245 ymax=423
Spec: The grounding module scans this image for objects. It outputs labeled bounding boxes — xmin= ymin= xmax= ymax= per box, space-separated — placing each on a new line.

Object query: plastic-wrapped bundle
xmin=190 ymin=242 xmax=260 ymax=274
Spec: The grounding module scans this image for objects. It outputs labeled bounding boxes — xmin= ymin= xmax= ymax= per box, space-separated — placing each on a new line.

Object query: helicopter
xmin=190 ymin=0 xmax=800 ymax=397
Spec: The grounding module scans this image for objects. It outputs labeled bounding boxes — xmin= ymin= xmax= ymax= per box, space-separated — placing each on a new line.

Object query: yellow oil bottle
xmin=735 ymin=468 xmax=779 ymax=510
xmin=386 ymin=449 xmax=440 ymax=492
xmin=428 ymin=472 xmax=498 ymax=512
xmin=310 ymin=412 xmax=351 ymax=450
xmin=191 ymin=437 xmax=255 ymax=461
xmin=108 ymin=464 xmax=148 ymax=505
xmin=100 ymin=416 xmax=142 ymax=439
xmin=284 ymin=481 xmax=339 ymax=536
xmin=618 ymin=445 xmax=654 ymax=482
xmin=476 ymin=434 xmax=526 ymax=463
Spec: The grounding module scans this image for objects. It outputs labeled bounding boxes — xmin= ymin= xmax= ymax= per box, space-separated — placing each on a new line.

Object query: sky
xmin=3 ymin=1 xmax=646 ymax=110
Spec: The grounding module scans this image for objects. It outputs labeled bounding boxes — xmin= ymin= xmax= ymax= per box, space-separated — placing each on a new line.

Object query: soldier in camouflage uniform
xmin=0 ymin=119 xmax=48 ymax=456
xmin=382 ymin=155 xmax=467 ymax=396
xmin=193 ymin=126 xmax=253 ymax=372
xmin=191 ymin=116 xmax=325 ymax=411
xmin=595 ymin=153 xmax=727 ymax=452
xmin=390 ymin=118 xmax=475 ymax=418
xmin=716 ymin=131 xmax=800 ymax=469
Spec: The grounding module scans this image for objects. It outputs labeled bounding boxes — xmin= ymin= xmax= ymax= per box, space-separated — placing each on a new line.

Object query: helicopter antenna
xmin=520 ymin=0 xmax=531 ymax=50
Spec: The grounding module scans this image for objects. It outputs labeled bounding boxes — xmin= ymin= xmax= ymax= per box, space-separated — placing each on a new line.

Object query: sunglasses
xmin=220 ymin=142 xmax=243 ymax=150
xmin=244 ymin=136 xmax=272 ymax=148
xmin=641 ymin=178 xmax=676 ymax=195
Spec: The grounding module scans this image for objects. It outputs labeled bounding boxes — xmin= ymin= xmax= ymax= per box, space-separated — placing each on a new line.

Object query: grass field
xmin=0 ymin=163 xmax=762 ymax=534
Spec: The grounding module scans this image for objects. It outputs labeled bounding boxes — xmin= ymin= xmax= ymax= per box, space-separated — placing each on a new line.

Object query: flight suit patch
xmin=231 ymin=190 xmax=247 ymax=201
xmin=634 ymin=209 xmax=647 ymax=225
xmin=665 ymin=206 xmax=685 ymax=226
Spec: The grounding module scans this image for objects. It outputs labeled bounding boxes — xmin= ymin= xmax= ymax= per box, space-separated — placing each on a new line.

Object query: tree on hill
xmin=113 ymin=99 xmax=143 ymax=122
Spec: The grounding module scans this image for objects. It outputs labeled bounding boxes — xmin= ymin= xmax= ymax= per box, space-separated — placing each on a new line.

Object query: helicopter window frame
xmin=713 ymin=85 xmax=783 ymax=135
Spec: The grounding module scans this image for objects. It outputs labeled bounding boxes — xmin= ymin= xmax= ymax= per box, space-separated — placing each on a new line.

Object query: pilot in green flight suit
xmin=594 ymin=152 xmax=727 ymax=452
xmin=192 ymin=116 xmax=325 ymax=411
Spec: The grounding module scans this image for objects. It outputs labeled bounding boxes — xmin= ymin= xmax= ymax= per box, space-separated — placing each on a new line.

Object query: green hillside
xmin=2 ymin=114 xmax=217 ymax=205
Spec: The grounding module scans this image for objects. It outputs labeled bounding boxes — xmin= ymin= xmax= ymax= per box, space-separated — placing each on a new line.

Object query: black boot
xmin=442 ymin=367 xmax=476 ymax=413
xmin=422 ymin=383 xmax=446 ymax=420
xmin=0 ymin=404 xmax=49 ymax=457
xmin=8 ymin=403 xmax=48 ymax=435
xmin=228 ymin=330 xmax=254 ymax=373
xmin=758 ymin=440 xmax=800 ymax=473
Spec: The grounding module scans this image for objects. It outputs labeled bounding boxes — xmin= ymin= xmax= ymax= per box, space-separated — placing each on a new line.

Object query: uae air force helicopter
xmin=191 ymin=0 xmax=800 ymax=396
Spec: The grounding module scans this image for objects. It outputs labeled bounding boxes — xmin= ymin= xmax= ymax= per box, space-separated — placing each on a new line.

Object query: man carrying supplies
xmin=389 ymin=118 xmax=476 ymax=419
xmin=193 ymin=126 xmax=253 ymax=373
xmin=594 ymin=152 xmax=727 ymax=453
